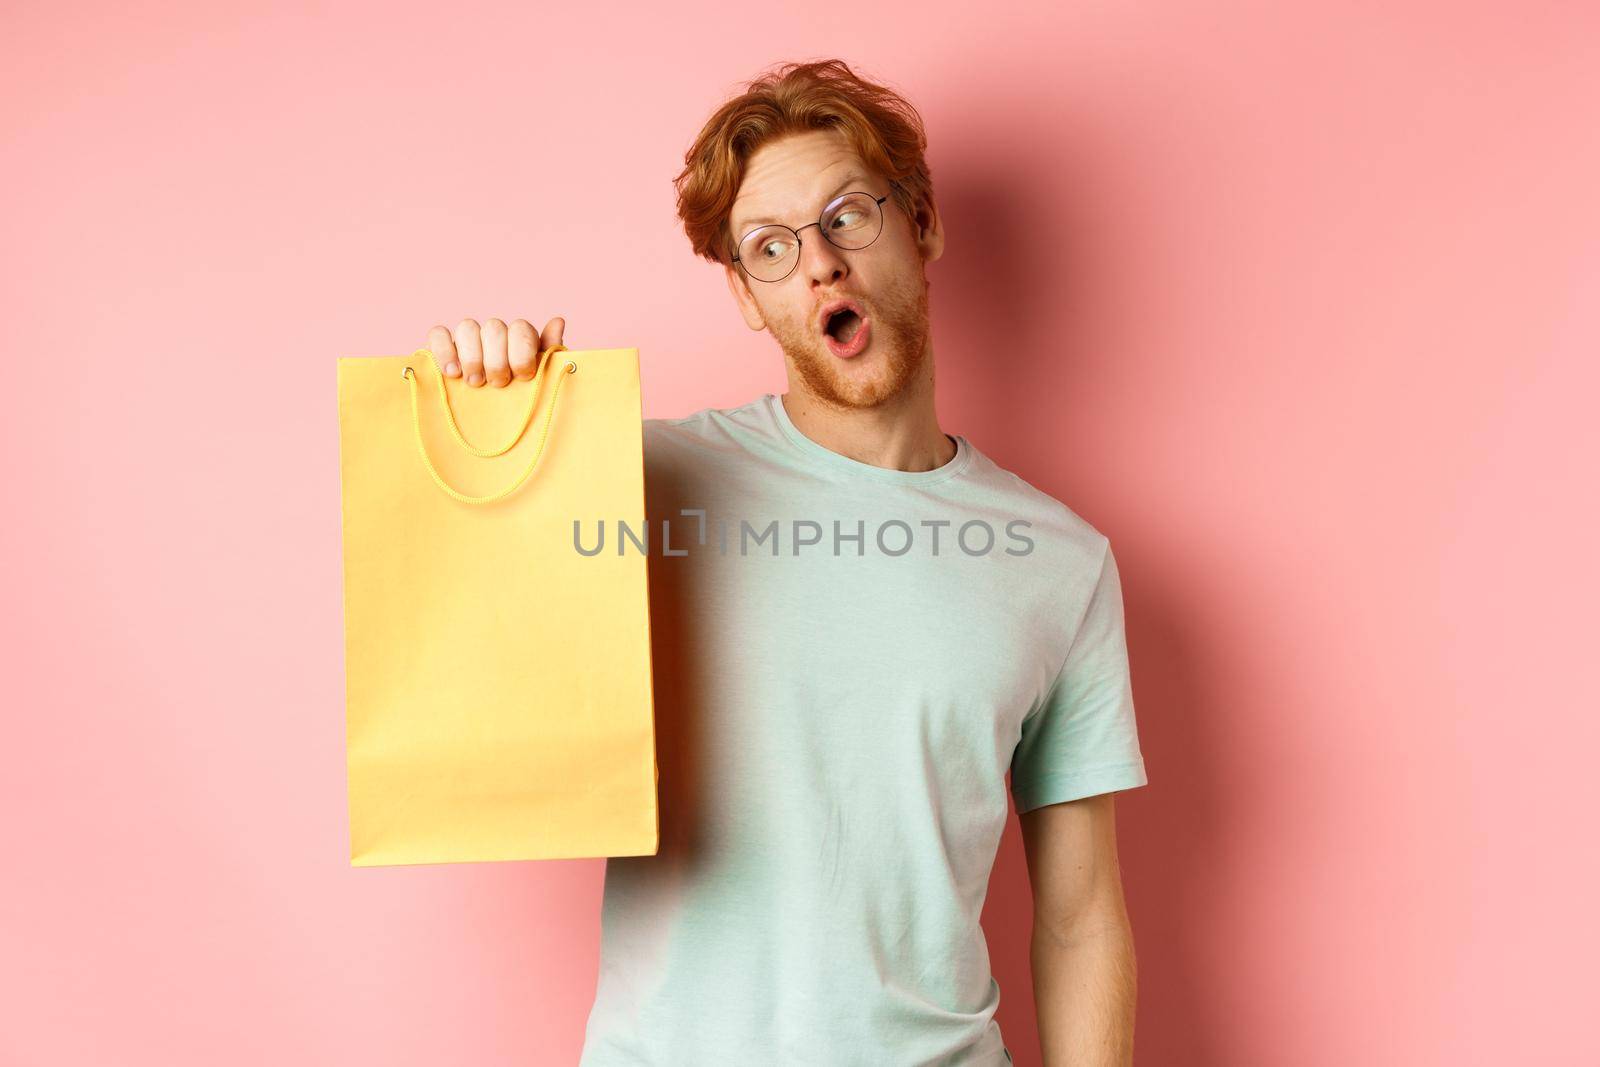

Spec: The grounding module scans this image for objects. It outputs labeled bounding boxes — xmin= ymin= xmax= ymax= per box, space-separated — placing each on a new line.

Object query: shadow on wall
xmin=934 ymin=124 xmax=1233 ymax=1065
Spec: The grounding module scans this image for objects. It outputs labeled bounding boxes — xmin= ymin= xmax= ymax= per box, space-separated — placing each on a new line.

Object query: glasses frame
xmin=731 ymin=191 xmax=893 ymax=283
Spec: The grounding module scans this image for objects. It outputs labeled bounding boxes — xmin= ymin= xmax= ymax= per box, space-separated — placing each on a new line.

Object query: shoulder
xmin=642 ymin=395 xmax=774 ymax=478
xmin=644 ymin=394 xmax=768 ymax=443
xmin=960 ymin=443 xmax=1111 ymax=566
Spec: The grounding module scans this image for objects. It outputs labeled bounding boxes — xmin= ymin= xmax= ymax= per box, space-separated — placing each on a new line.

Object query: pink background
xmin=4 ymin=3 xmax=1596 ymax=1064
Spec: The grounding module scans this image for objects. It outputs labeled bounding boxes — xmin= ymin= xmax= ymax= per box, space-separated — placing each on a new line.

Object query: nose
xmin=798 ymin=225 xmax=850 ymax=287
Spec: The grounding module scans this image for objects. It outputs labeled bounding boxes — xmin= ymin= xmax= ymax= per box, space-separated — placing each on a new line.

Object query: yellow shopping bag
xmin=336 ymin=344 xmax=657 ymax=866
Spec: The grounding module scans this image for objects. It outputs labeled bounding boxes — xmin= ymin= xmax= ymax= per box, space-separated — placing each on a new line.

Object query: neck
xmin=779 ymin=348 xmax=954 ymax=473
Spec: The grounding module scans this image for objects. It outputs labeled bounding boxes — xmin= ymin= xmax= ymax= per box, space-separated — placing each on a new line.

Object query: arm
xmin=1018 ymin=791 xmax=1139 ymax=1067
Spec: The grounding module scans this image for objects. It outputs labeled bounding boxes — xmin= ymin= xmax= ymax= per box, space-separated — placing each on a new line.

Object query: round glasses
xmin=731 ymin=191 xmax=891 ymax=283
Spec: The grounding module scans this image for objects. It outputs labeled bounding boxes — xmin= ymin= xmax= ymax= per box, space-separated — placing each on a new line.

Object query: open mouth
xmin=819 ymin=300 xmax=871 ymax=358
xmin=825 ymin=307 xmax=864 ymax=344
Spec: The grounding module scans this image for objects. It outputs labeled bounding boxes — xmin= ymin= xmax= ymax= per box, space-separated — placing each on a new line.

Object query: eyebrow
xmin=733 ymin=171 xmax=873 ymax=236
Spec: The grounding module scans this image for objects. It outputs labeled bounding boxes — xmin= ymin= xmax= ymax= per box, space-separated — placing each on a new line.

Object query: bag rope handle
xmin=401 ymin=346 xmax=577 ymax=505
xmin=421 ymin=344 xmax=568 ymax=457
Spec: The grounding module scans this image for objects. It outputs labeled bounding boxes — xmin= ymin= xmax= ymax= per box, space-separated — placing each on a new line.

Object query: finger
xmin=455 ymin=318 xmax=485 ymax=387
xmin=482 ymin=317 xmax=511 ymax=387
xmin=508 ymin=319 xmax=539 ymax=380
xmin=540 ymin=316 xmax=566 ymax=360
xmin=427 ymin=324 xmax=460 ymax=378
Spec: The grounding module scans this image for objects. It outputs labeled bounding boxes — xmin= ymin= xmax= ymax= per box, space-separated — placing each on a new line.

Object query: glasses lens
xmin=739 ymin=226 xmax=799 ymax=282
xmin=821 ymin=192 xmax=883 ymax=249
xmin=735 ymin=193 xmax=885 ymax=281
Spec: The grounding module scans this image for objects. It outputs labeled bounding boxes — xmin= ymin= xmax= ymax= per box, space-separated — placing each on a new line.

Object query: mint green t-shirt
xmin=578 ymin=393 xmax=1149 ymax=1066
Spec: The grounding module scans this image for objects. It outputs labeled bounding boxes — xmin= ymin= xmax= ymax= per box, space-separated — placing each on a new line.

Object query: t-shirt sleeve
xmin=1009 ymin=540 xmax=1150 ymax=813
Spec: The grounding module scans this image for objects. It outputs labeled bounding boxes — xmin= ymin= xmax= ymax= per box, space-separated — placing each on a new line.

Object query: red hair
xmin=673 ymin=59 xmax=935 ymax=268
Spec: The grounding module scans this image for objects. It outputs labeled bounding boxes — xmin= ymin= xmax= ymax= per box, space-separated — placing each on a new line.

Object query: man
xmin=422 ymin=59 xmax=1148 ymax=1067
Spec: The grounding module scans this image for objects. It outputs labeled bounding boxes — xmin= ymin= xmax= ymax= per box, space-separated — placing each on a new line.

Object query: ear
xmin=912 ymin=194 xmax=945 ymax=264
xmin=725 ymin=262 xmax=767 ymax=331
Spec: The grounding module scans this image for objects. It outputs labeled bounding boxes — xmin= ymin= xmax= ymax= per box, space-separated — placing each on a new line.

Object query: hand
xmin=425 ymin=317 xmax=567 ymax=387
